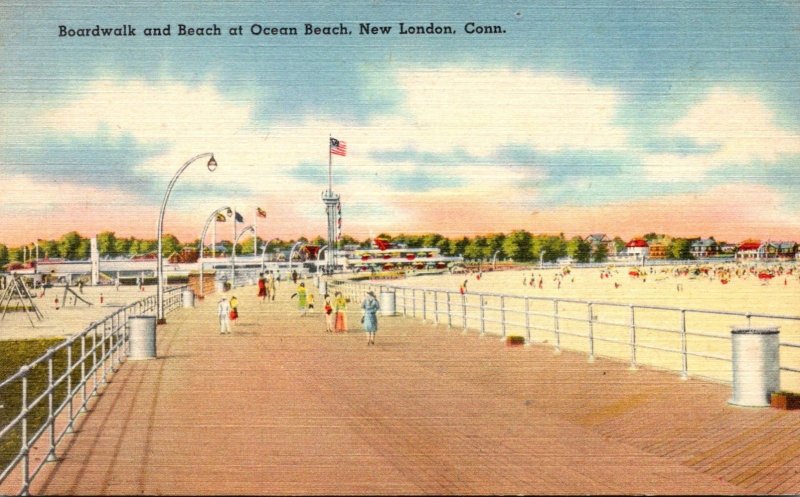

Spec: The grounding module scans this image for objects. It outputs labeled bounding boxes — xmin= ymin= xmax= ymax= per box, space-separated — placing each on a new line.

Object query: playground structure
xmin=0 ymin=274 xmax=44 ymax=326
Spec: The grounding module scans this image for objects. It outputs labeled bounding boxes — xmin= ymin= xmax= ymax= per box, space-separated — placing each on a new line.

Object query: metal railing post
xmin=446 ymin=292 xmax=452 ymax=329
xmin=412 ymin=289 xmax=417 ymax=318
xmin=525 ymin=297 xmax=531 ymax=345
xmin=553 ymin=299 xmax=561 ymax=352
xmin=66 ymin=342 xmax=74 ymax=433
xmin=101 ymin=321 xmax=108 ymax=385
xmin=403 ymin=287 xmax=407 ymax=316
xmin=91 ymin=325 xmax=99 ymax=396
xmin=20 ymin=366 xmax=30 ymax=496
xmin=80 ymin=334 xmax=88 ymax=413
xmin=47 ymin=351 xmax=57 ymax=462
xmin=479 ymin=296 xmax=486 ymax=336
xmin=433 ymin=290 xmax=439 ymax=325
xmin=629 ymin=305 xmax=637 ymax=370
xmin=461 ymin=293 xmax=468 ymax=332
xmin=587 ymin=302 xmax=595 ymax=362
xmin=422 ymin=290 xmax=427 ymax=322
xmin=680 ymin=309 xmax=688 ymax=379
xmin=500 ymin=295 xmax=506 ymax=340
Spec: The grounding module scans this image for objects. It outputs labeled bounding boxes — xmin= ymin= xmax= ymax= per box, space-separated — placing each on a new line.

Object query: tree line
xmin=1 ymin=230 xmax=705 ymax=267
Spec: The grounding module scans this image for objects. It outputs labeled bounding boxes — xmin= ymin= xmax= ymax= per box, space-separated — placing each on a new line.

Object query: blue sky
xmin=1 ymin=1 xmax=798 ymax=244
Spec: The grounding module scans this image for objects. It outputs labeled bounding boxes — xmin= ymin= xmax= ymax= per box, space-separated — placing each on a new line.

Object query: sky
xmin=1 ymin=1 xmax=799 ymax=246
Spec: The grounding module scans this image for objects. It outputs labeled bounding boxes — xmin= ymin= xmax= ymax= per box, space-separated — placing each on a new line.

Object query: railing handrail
xmin=0 ymin=284 xmax=187 ymax=495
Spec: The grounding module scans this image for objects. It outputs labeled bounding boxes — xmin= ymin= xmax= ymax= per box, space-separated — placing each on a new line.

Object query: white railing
xmin=0 ymin=285 xmax=186 ymax=496
xmin=330 ymin=280 xmax=800 ymax=389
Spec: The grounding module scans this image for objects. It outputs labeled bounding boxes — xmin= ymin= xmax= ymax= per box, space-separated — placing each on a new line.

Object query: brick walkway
xmin=19 ymin=283 xmax=799 ymax=495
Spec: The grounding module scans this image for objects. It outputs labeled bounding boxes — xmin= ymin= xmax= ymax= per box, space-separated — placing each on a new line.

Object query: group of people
xmin=216 ymin=274 xmax=382 ymax=345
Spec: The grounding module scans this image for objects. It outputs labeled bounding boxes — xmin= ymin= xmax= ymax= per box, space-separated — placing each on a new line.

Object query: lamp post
xmin=317 ymin=245 xmax=329 ymax=274
xmin=198 ymin=206 xmax=232 ymax=298
xmin=539 ymin=250 xmax=547 ymax=269
xmin=288 ymin=241 xmax=305 ymax=273
xmin=492 ymin=250 xmax=500 ymax=270
xmin=260 ymin=237 xmax=280 ymax=272
xmin=157 ymin=153 xmax=217 ymax=323
xmin=232 ymin=224 xmax=255 ymax=289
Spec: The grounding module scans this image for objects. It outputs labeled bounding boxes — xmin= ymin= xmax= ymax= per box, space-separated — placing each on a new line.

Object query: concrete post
xmin=182 ymin=288 xmax=195 ymax=308
xmin=380 ymin=290 xmax=396 ymax=316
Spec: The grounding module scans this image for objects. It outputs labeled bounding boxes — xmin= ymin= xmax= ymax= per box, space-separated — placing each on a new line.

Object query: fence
xmin=0 ymin=285 xmax=186 ymax=496
xmin=330 ymin=281 xmax=800 ymax=391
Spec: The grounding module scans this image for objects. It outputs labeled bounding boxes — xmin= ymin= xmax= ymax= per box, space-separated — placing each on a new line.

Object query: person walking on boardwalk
xmin=218 ymin=297 xmax=231 ymax=335
xmin=307 ymin=292 xmax=315 ymax=313
xmin=361 ymin=291 xmax=380 ymax=345
xmin=257 ymin=273 xmax=267 ymax=303
xmin=269 ymin=272 xmax=276 ymax=300
xmin=334 ymin=291 xmax=348 ymax=332
xmin=291 ymin=270 xmax=298 ymax=284
xmin=229 ymin=295 xmax=239 ymax=327
xmin=323 ymin=294 xmax=334 ymax=332
xmin=291 ymin=282 xmax=308 ymax=316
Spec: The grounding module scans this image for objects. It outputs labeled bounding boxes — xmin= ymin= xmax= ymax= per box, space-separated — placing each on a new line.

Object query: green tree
xmin=0 ymin=244 xmax=8 ymax=267
xmin=113 ymin=237 xmax=130 ymax=256
xmin=58 ymin=231 xmax=84 ymax=260
xmin=8 ymin=247 xmax=22 ymax=263
xmin=97 ymin=231 xmax=117 ymax=257
xmin=435 ymin=237 xmax=452 ymax=255
xmin=592 ymin=243 xmax=609 ymax=263
xmin=449 ymin=237 xmax=469 ymax=257
xmin=39 ymin=239 xmax=58 ymax=260
xmin=668 ymin=238 xmax=693 ymax=260
xmin=76 ymin=238 xmax=91 ymax=260
xmin=464 ymin=236 xmax=488 ymax=261
xmin=161 ymin=234 xmax=181 ymax=256
xmin=613 ymin=236 xmax=626 ymax=255
xmin=421 ymin=233 xmax=444 ymax=249
xmin=502 ymin=230 xmax=533 ymax=262
xmin=567 ymin=236 xmax=592 ymax=263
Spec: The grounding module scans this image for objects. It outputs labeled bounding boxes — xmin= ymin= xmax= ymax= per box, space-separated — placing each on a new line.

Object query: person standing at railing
xmin=361 ymin=290 xmax=380 ymax=345
xmin=218 ymin=297 xmax=231 ymax=335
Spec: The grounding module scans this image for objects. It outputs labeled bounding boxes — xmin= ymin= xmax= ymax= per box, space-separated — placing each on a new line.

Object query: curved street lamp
xmin=260 ymin=237 xmax=281 ymax=272
xmin=316 ymin=245 xmax=329 ymax=273
xmin=197 ymin=206 xmax=232 ymax=298
xmin=288 ymin=241 xmax=305 ymax=273
xmin=539 ymin=250 xmax=547 ymax=269
xmin=492 ymin=250 xmax=501 ymax=270
xmin=232 ymin=224 xmax=256 ymax=288
xmin=157 ymin=153 xmax=217 ymax=323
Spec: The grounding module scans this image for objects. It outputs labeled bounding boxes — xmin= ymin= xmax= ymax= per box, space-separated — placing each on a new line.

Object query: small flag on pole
xmin=215 ymin=213 xmax=226 ymax=222
xmin=330 ymin=137 xmax=347 ymax=156
xmin=235 ymin=211 xmax=244 ymax=223
xmin=256 ymin=207 xmax=267 ymax=218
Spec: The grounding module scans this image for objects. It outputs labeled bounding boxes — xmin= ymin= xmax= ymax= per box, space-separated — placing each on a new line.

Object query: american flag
xmin=330 ymin=137 xmax=347 ymax=156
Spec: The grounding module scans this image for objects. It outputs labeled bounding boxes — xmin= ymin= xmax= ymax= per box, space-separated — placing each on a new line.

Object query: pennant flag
xmin=215 ymin=212 xmax=226 ymax=222
xmin=235 ymin=211 xmax=244 ymax=222
xmin=330 ymin=137 xmax=347 ymax=156
xmin=256 ymin=207 xmax=267 ymax=218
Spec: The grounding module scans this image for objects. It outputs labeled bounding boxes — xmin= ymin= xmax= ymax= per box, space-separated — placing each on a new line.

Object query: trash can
xmin=128 ymin=315 xmax=157 ymax=360
xmin=215 ymin=279 xmax=226 ymax=293
xmin=729 ymin=326 xmax=779 ymax=407
xmin=380 ymin=290 xmax=396 ymax=316
xmin=181 ymin=288 xmax=195 ymax=308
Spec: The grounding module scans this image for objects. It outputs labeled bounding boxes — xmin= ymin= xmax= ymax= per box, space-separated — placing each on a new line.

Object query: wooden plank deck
xmin=9 ymin=282 xmax=798 ymax=495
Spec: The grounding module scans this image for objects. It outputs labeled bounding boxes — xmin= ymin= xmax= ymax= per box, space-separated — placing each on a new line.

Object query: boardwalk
xmin=17 ymin=282 xmax=800 ymax=495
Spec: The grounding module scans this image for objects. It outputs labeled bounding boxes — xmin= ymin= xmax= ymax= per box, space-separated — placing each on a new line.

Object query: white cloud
xmin=643 ymin=89 xmax=800 ymax=181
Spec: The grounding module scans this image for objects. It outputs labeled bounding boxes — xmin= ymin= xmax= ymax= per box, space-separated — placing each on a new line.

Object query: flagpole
xmin=212 ymin=220 xmax=216 ymax=259
xmin=232 ymin=205 xmax=236 ymax=287
xmin=253 ymin=207 xmax=257 ymax=256
xmin=328 ymin=134 xmax=333 ymax=194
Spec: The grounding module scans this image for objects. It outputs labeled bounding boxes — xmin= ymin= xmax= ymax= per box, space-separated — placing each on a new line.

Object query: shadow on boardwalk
xmin=16 ymin=283 xmax=799 ymax=495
